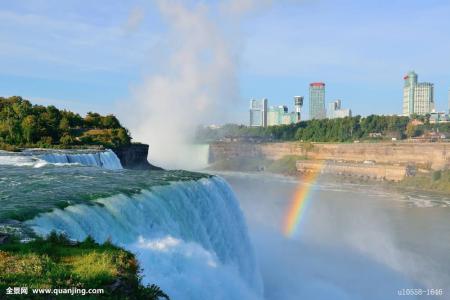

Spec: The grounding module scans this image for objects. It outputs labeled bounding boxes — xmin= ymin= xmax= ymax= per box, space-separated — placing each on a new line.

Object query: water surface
xmin=221 ymin=172 xmax=450 ymax=300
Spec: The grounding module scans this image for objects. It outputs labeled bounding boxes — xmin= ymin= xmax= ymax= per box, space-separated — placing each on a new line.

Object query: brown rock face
xmin=209 ymin=141 xmax=450 ymax=170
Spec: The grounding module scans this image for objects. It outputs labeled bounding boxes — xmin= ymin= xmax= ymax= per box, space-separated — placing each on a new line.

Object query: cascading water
xmin=40 ymin=149 xmax=123 ymax=170
xmin=25 ymin=176 xmax=263 ymax=299
xmin=0 ymin=149 xmax=123 ymax=170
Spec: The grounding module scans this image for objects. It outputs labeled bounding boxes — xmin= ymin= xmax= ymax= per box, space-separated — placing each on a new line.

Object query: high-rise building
xmin=309 ymin=83 xmax=326 ymax=119
xmin=402 ymin=71 xmax=435 ymax=116
xmin=267 ymin=97 xmax=303 ymax=126
xmin=294 ymin=96 xmax=303 ymax=122
xmin=448 ymin=89 xmax=450 ymax=114
xmin=249 ymin=98 xmax=268 ymax=127
xmin=268 ymin=105 xmax=288 ymax=126
xmin=267 ymin=105 xmax=299 ymax=126
xmin=327 ymin=100 xmax=352 ymax=119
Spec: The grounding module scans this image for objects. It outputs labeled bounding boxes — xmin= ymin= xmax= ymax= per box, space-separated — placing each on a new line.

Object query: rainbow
xmin=282 ymin=162 xmax=324 ymax=237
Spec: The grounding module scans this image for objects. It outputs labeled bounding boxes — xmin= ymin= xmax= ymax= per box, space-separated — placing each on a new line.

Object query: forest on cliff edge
xmin=0 ymin=96 xmax=131 ymax=150
xmin=197 ymin=115 xmax=450 ymax=143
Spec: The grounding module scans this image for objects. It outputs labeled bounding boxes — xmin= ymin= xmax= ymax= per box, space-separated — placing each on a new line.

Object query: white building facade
xmin=249 ymin=98 xmax=268 ymax=127
xmin=402 ymin=71 xmax=435 ymax=116
xmin=327 ymin=100 xmax=352 ymax=119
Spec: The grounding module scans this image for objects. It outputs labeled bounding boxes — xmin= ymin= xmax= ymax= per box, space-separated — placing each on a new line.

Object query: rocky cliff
xmin=209 ymin=141 xmax=450 ymax=170
xmin=113 ymin=144 xmax=162 ymax=170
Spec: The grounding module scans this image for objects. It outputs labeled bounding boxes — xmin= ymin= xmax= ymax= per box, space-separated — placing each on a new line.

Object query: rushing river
xmin=0 ymin=151 xmax=262 ymax=299
xmin=220 ymin=172 xmax=450 ymax=300
xmin=2 ymin=149 xmax=449 ymax=299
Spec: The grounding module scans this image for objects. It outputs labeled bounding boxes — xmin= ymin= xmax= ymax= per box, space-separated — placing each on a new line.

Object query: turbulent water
xmin=0 ymin=155 xmax=262 ymax=299
xmin=0 ymin=149 xmax=123 ymax=169
xmin=3 ymin=150 xmax=449 ymax=300
xmin=220 ymin=172 xmax=450 ymax=300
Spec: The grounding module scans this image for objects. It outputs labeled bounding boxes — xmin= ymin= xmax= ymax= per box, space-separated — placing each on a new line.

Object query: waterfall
xmin=40 ymin=150 xmax=123 ymax=170
xmin=25 ymin=176 xmax=263 ymax=299
xmin=0 ymin=149 xmax=123 ymax=170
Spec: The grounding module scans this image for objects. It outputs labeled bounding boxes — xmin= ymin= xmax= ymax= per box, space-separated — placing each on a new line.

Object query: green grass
xmin=208 ymin=156 xmax=269 ymax=172
xmin=266 ymin=155 xmax=307 ymax=175
xmin=398 ymin=170 xmax=450 ymax=194
xmin=0 ymin=233 xmax=169 ymax=299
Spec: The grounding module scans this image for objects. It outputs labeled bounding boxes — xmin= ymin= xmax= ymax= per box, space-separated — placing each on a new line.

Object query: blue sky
xmin=1 ymin=0 xmax=450 ymax=123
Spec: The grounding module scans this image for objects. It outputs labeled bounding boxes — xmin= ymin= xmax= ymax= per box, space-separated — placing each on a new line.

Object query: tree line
xmin=196 ymin=114 xmax=450 ymax=143
xmin=0 ymin=96 xmax=131 ymax=149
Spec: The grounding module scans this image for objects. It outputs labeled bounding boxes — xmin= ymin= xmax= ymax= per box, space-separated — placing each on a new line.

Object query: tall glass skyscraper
xmin=249 ymin=98 xmax=268 ymax=127
xmin=402 ymin=71 xmax=434 ymax=116
xmin=309 ymin=82 xmax=326 ymax=119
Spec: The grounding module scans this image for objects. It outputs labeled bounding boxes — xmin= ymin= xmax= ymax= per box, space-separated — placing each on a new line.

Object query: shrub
xmin=432 ymin=170 xmax=442 ymax=181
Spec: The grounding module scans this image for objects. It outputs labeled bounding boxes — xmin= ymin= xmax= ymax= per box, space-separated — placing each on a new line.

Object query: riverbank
xmin=0 ymin=233 xmax=168 ymax=299
xmin=208 ymin=140 xmax=450 ymax=193
xmin=208 ymin=156 xmax=450 ymax=194
xmin=395 ymin=169 xmax=450 ymax=195
xmin=209 ymin=141 xmax=450 ymax=170
xmin=208 ymin=155 xmax=303 ymax=176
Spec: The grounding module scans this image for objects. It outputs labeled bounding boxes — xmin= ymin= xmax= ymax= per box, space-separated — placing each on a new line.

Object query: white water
xmin=0 ymin=150 xmax=122 ymax=170
xmin=0 ymin=155 xmax=48 ymax=168
xmin=26 ymin=177 xmax=263 ymax=299
xmin=41 ymin=150 xmax=123 ymax=170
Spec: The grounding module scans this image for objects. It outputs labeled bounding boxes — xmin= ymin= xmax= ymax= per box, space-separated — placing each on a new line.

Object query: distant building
xmin=309 ymin=83 xmax=326 ymax=119
xmin=294 ymin=96 xmax=304 ymax=123
xmin=327 ymin=100 xmax=352 ymax=119
xmin=402 ymin=71 xmax=435 ymax=116
xmin=267 ymin=105 xmax=297 ymax=126
xmin=249 ymin=98 xmax=268 ymax=127
xmin=267 ymin=97 xmax=303 ymax=126
xmin=430 ymin=111 xmax=449 ymax=124
xmin=448 ymin=89 xmax=450 ymax=114
xmin=268 ymin=105 xmax=288 ymax=126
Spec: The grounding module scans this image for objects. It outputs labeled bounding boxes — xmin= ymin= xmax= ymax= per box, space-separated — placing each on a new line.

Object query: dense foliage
xmin=197 ymin=115 xmax=450 ymax=143
xmin=0 ymin=232 xmax=170 ymax=299
xmin=0 ymin=96 xmax=131 ymax=149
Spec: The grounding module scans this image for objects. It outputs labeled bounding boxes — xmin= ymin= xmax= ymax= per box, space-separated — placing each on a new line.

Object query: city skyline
xmin=1 ymin=1 xmax=450 ymax=126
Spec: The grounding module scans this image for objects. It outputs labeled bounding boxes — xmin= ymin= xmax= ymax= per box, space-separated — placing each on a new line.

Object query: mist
xmin=122 ymin=0 xmax=266 ymax=169
xmin=221 ymin=173 xmax=450 ymax=300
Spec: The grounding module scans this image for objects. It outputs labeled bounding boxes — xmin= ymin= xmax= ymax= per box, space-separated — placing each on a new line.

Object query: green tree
xmin=60 ymin=134 xmax=75 ymax=146
xmin=116 ymin=128 xmax=131 ymax=146
xmin=21 ymin=115 xmax=38 ymax=143
xmin=406 ymin=123 xmax=422 ymax=138
xmin=59 ymin=117 xmax=70 ymax=133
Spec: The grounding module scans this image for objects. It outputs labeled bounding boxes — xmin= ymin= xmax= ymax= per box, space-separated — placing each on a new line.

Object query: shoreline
xmin=208 ymin=163 xmax=450 ymax=197
xmin=207 ymin=140 xmax=450 ymax=195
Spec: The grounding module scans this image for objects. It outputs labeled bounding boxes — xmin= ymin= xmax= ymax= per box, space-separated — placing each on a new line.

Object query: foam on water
xmin=0 ymin=155 xmax=47 ymax=168
xmin=0 ymin=149 xmax=122 ymax=170
xmin=26 ymin=177 xmax=263 ymax=299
